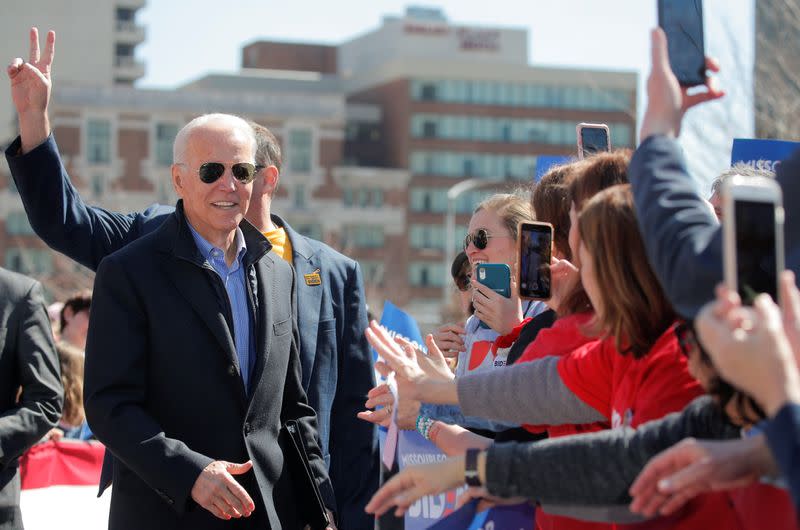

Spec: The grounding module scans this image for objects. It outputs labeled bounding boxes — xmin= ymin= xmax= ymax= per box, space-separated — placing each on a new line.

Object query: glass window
xmin=92 ymin=174 xmax=104 ymax=197
xmin=288 ymin=128 xmax=312 ymax=173
xmin=155 ymin=122 xmax=178 ymax=166
xmin=344 ymin=225 xmax=384 ymax=248
xmin=420 ymin=83 xmax=437 ymax=101
xmin=87 ymin=119 xmax=111 ymax=164
xmin=373 ymin=189 xmax=384 ymax=208
xmin=343 ymin=188 xmax=354 ymax=207
xmin=294 ymin=184 xmax=305 ymax=209
xmin=409 ymin=262 xmax=445 ymax=287
xmin=6 ymin=212 xmax=34 ymax=236
xmin=4 ymin=248 xmax=53 ymax=275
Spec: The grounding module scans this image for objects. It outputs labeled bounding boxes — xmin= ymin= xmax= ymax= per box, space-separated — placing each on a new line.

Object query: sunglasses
xmin=455 ymin=274 xmax=472 ymax=292
xmin=190 ymin=162 xmax=262 ymax=185
xmin=674 ymin=322 xmax=697 ymax=357
xmin=463 ymin=229 xmax=511 ymax=251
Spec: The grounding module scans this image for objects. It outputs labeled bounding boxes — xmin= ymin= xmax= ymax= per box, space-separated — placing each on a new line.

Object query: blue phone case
xmin=475 ymin=264 xmax=511 ymax=329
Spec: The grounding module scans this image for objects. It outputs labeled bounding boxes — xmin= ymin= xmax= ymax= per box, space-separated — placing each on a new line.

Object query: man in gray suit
xmin=0 ymin=267 xmax=63 ymax=529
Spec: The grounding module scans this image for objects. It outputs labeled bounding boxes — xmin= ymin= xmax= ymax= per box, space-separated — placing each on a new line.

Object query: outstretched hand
xmin=7 ymin=27 xmax=55 ymax=151
xmin=639 ymin=27 xmax=724 ymax=141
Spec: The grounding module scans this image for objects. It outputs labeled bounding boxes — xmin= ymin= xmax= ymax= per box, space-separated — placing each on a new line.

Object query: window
xmin=409 ymin=262 xmax=445 ymax=287
xmin=92 ymin=174 xmax=104 ymax=197
xmin=155 ymin=123 xmax=178 ymax=166
xmin=358 ymin=189 xmax=369 ymax=207
xmin=288 ymin=129 xmax=312 ymax=173
xmin=87 ymin=119 xmax=111 ymax=164
xmin=343 ymin=225 xmax=384 ymax=248
xmin=359 ymin=260 xmax=385 ymax=287
xmin=420 ymin=83 xmax=437 ymax=101
xmin=4 ymin=248 xmax=53 ymax=275
xmin=373 ymin=189 xmax=384 ymax=208
xmin=6 ymin=212 xmax=34 ymax=236
xmin=343 ymin=188 xmax=354 ymax=207
xmin=294 ymin=184 xmax=306 ymax=209
xmin=422 ymin=121 xmax=437 ymax=138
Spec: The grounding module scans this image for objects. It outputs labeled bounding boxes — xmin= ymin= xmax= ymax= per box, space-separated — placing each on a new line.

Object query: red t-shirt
xmin=516 ymin=312 xmax=610 ymax=437
xmin=557 ymin=325 xmax=748 ymax=530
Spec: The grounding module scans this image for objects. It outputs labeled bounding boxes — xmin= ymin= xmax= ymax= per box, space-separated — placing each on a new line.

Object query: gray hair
xmin=710 ymin=161 xmax=776 ymax=197
xmin=172 ymin=113 xmax=255 ymax=163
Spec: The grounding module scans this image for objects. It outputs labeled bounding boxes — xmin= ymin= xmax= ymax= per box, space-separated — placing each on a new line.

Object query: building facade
xmin=0 ymin=5 xmax=637 ymax=327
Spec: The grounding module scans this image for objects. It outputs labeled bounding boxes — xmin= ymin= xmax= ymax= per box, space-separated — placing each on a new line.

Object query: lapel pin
xmin=304 ymin=268 xmax=321 ymax=286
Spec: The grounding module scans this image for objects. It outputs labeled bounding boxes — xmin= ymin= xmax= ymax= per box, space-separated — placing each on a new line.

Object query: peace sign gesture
xmin=7 ymin=27 xmax=55 ymax=152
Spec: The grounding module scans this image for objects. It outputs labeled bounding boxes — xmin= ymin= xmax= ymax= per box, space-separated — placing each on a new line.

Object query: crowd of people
xmin=1 ymin=20 xmax=799 ymax=530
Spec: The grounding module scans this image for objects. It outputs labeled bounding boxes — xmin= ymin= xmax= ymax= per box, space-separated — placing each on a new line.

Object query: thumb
xmin=650 ymin=27 xmax=670 ymax=74
xmin=425 ymin=334 xmax=446 ymax=363
xmin=226 ymin=460 xmax=253 ymax=475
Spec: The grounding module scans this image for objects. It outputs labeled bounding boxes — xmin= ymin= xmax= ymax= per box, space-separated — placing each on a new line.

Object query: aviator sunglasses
xmin=183 ymin=162 xmax=263 ymax=185
xmin=463 ymin=228 xmax=511 ymax=251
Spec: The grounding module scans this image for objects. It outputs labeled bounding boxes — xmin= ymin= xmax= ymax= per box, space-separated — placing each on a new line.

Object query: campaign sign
xmin=427 ymin=498 xmax=536 ymax=530
xmin=398 ymin=431 xmax=469 ymax=529
xmin=535 ymin=155 xmax=572 ymax=182
xmin=730 ymin=138 xmax=800 ymax=171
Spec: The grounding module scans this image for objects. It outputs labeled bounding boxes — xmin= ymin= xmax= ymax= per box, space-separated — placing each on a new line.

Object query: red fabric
xmin=19 ymin=440 xmax=105 ymax=490
xmin=494 ymin=317 xmax=534 ymax=349
xmin=517 ymin=312 xmax=608 ymax=436
xmin=729 ymin=483 xmax=799 ymax=530
xmin=468 ymin=340 xmax=493 ymax=371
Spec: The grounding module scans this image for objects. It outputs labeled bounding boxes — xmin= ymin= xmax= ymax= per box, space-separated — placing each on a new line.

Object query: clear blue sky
xmin=136 ymin=0 xmax=753 ymax=184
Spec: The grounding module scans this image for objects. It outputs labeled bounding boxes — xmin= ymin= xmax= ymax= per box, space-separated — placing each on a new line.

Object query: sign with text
xmin=730 ymin=138 xmax=800 ymax=171
xmin=427 ymin=498 xmax=536 ymax=530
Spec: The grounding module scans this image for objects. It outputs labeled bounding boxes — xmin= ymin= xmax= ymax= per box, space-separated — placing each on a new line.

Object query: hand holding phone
xmin=517 ymin=222 xmax=553 ymax=300
xmin=475 ymin=263 xmax=511 ymax=329
xmin=722 ymin=175 xmax=785 ymax=306
xmin=658 ymin=0 xmax=706 ymax=87
xmin=577 ymin=123 xmax=610 ymax=159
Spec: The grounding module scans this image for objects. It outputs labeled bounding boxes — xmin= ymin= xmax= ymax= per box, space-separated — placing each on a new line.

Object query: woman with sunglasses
xmin=365 ymin=185 xmax=745 ymax=529
xmin=360 ymin=193 xmax=545 ymax=435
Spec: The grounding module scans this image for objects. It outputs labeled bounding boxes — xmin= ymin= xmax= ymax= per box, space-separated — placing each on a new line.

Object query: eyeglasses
xmin=674 ymin=322 xmax=697 ymax=357
xmin=455 ymin=274 xmax=472 ymax=292
xmin=463 ymin=229 xmax=511 ymax=251
xmin=181 ymin=162 xmax=263 ymax=185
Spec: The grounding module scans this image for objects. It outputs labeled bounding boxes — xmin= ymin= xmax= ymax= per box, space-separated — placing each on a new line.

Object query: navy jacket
xmin=764 ymin=403 xmax=800 ymax=513
xmin=629 ymin=135 xmax=800 ymax=319
xmin=84 ymin=204 xmax=334 ymax=529
xmin=6 ymin=135 xmax=379 ymax=528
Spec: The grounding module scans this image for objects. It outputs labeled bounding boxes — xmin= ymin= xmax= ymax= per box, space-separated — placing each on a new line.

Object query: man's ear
xmin=262 ymin=165 xmax=280 ymax=196
xmin=171 ymin=164 xmax=184 ymax=198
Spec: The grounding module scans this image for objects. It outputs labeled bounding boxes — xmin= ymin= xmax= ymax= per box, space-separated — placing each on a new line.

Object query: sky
xmin=135 ymin=0 xmax=753 ymax=185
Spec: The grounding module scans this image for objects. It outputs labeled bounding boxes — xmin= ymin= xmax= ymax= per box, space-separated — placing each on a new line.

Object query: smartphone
xmin=576 ymin=123 xmax=611 ymax=159
xmin=518 ymin=222 xmax=553 ymax=300
xmin=658 ymin=0 xmax=706 ymax=87
xmin=722 ymin=176 xmax=785 ymax=306
xmin=475 ymin=263 xmax=511 ymax=329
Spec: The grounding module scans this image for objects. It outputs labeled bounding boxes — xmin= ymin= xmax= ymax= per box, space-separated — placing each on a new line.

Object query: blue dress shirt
xmin=187 ymin=222 xmax=254 ymax=388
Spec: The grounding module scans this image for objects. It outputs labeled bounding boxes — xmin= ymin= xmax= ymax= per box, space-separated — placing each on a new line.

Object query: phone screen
xmin=580 ymin=127 xmax=610 ymax=158
xmin=735 ymin=199 xmax=778 ymax=305
xmin=658 ymin=0 xmax=705 ymax=86
xmin=518 ymin=224 xmax=552 ymax=299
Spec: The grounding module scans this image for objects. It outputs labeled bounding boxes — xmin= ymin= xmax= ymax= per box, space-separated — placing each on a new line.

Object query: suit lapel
xmin=247 ymin=257 xmax=273 ymax=398
xmin=279 ymin=219 xmax=323 ymax=391
xmin=163 ymin=259 xmax=241 ymax=375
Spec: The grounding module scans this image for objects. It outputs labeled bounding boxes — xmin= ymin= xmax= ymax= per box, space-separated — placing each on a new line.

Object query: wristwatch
xmin=464 ymin=448 xmax=482 ymax=487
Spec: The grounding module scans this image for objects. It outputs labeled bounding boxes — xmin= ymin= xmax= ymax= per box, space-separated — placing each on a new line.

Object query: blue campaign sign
xmin=398 ymin=431 xmax=469 ymax=530
xmin=375 ymin=300 xmax=426 ymax=365
xmin=730 ymin=138 xmax=800 ymax=171
xmin=535 ymin=155 xmax=572 ymax=182
xmin=427 ymin=498 xmax=536 ymax=530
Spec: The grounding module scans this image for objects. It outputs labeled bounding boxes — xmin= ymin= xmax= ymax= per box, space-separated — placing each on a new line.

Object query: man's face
xmin=173 ymin=124 xmax=255 ymax=239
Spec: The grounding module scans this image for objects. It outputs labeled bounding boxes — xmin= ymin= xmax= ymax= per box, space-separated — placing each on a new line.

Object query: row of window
xmin=83 ymin=120 xmax=314 ymax=173
xmin=342 ymin=188 xmax=384 ymax=208
xmin=340 ymin=225 xmax=385 ymax=249
xmin=411 ymin=114 xmax=632 ymax=147
xmin=410 ymin=150 xmax=537 ymax=180
xmin=6 ymin=212 xmax=35 ymax=236
xmin=409 ymin=188 xmax=496 ymax=214
xmin=409 ymin=224 xmax=469 ymax=251
xmin=411 ymin=79 xmax=631 ymax=112
xmin=408 ymin=262 xmax=446 ymax=287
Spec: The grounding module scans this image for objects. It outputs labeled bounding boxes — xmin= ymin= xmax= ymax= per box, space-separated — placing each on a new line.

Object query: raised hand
xmin=546 ymin=257 xmax=581 ymax=314
xmin=639 ymin=27 xmax=724 ymax=141
xmin=396 ymin=334 xmax=455 ymax=383
xmin=7 ymin=27 xmax=55 ymax=151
